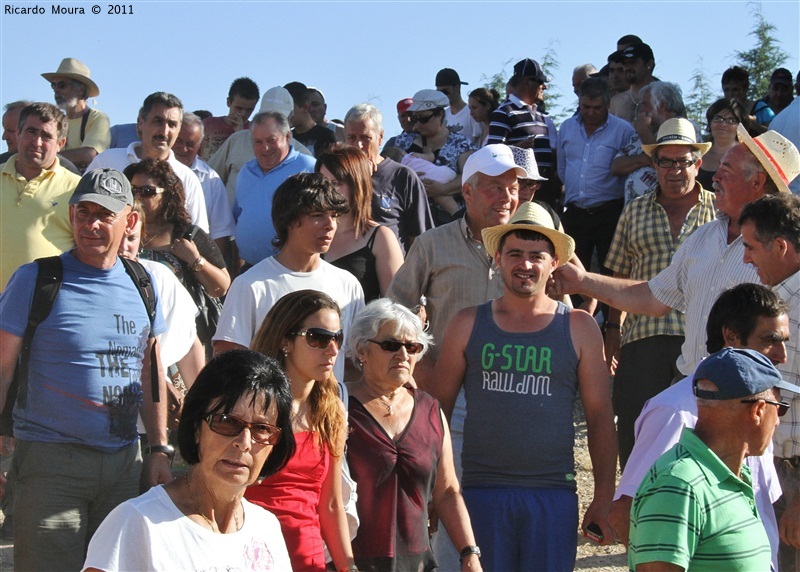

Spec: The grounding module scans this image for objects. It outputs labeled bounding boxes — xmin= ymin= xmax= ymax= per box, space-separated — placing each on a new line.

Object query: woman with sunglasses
xmin=316 ymin=146 xmax=404 ymax=302
xmin=346 ymin=299 xmax=482 ymax=572
xmin=696 ymin=98 xmax=751 ymax=191
xmin=123 ymin=159 xmax=230 ymax=345
xmin=83 ymin=350 xmax=295 ymax=571
xmin=248 ymin=290 xmax=357 ymax=572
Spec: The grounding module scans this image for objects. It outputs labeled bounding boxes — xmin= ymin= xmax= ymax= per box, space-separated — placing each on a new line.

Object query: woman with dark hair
xmin=316 ymin=146 xmax=403 ymax=301
xmin=248 ymin=290 xmax=357 ymax=572
xmin=697 ymin=98 xmax=751 ymax=191
xmin=468 ymin=87 xmax=501 ymax=147
xmin=123 ymin=158 xmax=230 ymax=345
xmin=83 ymin=350 xmax=295 ymax=571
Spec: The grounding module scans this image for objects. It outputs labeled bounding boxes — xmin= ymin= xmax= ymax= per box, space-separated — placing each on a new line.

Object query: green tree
xmin=734 ymin=2 xmax=789 ymax=99
xmin=539 ymin=41 xmax=567 ymax=127
xmin=480 ymin=59 xmax=513 ymax=96
xmin=685 ymin=58 xmax=715 ymax=140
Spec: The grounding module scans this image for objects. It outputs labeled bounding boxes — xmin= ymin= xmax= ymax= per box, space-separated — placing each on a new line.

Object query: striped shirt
xmin=487 ymin=95 xmax=555 ymax=178
xmin=648 ymin=217 xmax=760 ymax=375
xmin=772 ymin=270 xmax=800 ymax=458
xmin=629 ymin=428 xmax=771 ymax=572
xmin=605 ymin=187 xmax=717 ymax=345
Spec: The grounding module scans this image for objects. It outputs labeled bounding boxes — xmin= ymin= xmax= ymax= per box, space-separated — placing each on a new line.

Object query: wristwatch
xmin=459 ymin=545 xmax=481 ymax=562
xmin=143 ymin=444 xmax=175 ymax=461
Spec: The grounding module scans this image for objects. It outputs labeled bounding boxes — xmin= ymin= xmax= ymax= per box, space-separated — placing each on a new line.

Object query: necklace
xmin=141 ymin=225 xmax=171 ymax=250
xmin=185 ymin=471 xmax=240 ymax=533
xmin=629 ymin=87 xmax=642 ymax=107
xmin=360 ymin=380 xmax=401 ymax=416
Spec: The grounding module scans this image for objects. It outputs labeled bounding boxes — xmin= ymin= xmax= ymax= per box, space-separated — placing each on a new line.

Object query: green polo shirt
xmin=629 ymin=428 xmax=771 ymax=571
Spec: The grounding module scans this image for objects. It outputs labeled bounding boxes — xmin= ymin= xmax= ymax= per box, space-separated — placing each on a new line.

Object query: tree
xmin=685 ymin=58 xmax=715 ymax=141
xmin=480 ymin=59 xmax=513 ymax=96
xmin=539 ymin=41 xmax=568 ymax=127
xmin=734 ymin=2 xmax=789 ymax=99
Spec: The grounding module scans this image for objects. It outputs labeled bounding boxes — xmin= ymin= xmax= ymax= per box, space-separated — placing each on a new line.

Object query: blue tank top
xmin=461 ymin=301 xmax=579 ymax=489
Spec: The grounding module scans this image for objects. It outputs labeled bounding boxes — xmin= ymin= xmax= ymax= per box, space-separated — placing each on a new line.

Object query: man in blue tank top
xmin=433 ymin=201 xmax=617 ymax=571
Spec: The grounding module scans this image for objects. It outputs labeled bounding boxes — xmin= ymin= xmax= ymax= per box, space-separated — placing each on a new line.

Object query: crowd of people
xmin=1 ymin=32 xmax=800 ymax=571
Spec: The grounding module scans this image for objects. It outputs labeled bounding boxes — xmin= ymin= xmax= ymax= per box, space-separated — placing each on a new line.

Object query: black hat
xmin=435 ymin=68 xmax=467 ymax=87
xmin=770 ymin=68 xmax=793 ymax=87
xmin=513 ymin=58 xmax=551 ymax=83
xmin=621 ymin=42 xmax=654 ymax=63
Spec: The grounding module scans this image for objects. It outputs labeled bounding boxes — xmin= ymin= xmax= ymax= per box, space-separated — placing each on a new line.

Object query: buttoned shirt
xmin=772 ymin=270 xmax=800 ymax=458
xmin=0 ymin=156 xmax=79 ymax=290
xmin=605 ymin=186 xmax=717 ymax=345
xmin=487 ymin=95 xmax=555 ymax=178
xmin=188 ymin=156 xmax=235 ymax=241
xmin=648 ymin=217 xmax=760 ymax=375
xmin=557 ymin=113 xmax=634 ymax=209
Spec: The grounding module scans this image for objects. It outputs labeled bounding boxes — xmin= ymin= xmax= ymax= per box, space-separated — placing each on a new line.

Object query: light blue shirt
xmin=233 ymin=147 xmax=316 ymax=265
xmin=557 ymin=113 xmax=634 ymax=209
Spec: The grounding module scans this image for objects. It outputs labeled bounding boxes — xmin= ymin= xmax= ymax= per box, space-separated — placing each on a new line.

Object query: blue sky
xmin=1 ymin=0 xmax=798 ymax=149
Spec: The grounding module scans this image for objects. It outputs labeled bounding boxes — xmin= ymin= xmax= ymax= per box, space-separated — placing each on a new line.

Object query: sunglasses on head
xmin=290 ymin=327 xmax=344 ymax=349
xmin=205 ymin=413 xmax=282 ymax=445
xmin=740 ymin=398 xmax=790 ymax=417
xmin=368 ymin=339 xmax=424 ymax=354
xmin=412 ymin=113 xmax=437 ymax=125
xmin=131 ymin=185 xmax=165 ymax=198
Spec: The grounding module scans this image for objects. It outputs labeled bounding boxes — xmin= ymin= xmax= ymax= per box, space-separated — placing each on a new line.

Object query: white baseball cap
xmin=462 ymin=144 xmax=527 ymax=184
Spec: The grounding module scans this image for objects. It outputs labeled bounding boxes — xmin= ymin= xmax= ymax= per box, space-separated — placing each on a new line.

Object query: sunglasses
xmin=740 ymin=398 xmax=790 ymax=417
xmin=131 ymin=185 xmax=165 ymax=198
xmin=367 ymin=339 xmax=424 ymax=354
xmin=655 ymin=158 xmax=695 ymax=170
xmin=412 ymin=113 xmax=437 ymax=125
xmin=50 ymin=81 xmax=71 ymax=90
xmin=290 ymin=327 xmax=344 ymax=349
xmin=205 ymin=413 xmax=282 ymax=445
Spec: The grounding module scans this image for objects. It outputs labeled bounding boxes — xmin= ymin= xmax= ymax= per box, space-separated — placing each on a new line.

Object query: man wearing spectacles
xmin=604 ymin=118 xmax=717 ymax=469
xmin=629 ymin=347 xmax=800 ymax=572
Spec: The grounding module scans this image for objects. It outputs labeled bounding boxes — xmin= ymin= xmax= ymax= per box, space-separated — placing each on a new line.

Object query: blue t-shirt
xmin=0 ymin=252 xmax=167 ymax=451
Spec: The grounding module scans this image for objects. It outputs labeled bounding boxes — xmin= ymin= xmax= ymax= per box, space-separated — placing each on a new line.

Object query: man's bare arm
xmin=0 ymin=331 xmax=23 ymax=414
xmin=139 ymin=337 xmax=172 ymax=487
xmin=430 ymin=308 xmax=476 ymax=422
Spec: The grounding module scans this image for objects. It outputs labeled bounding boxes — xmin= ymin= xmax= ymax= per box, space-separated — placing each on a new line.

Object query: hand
xmin=143 ymin=453 xmax=173 ymax=489
xmin=780 ymin=491 xmax=800 ymax=548
xmin=169 ymin=237 xmax=201 ymax=265
xmin=422 ymin=179 xmax=445 ymax=198
xmin=228 ymin=113 xmax=247 ymax=132
xmin=609 ymin=496 xmax=632 ymax=547
xmin=547 ymin=262 xmax=585 ymax=298
xmin=604 ymin=329 xmax=621 ymax=377
xmin=581 ymin=498 xmax=614 ymax=546
xmin=0 ymin=436 xmax=14 ymax=456
xmin=461 ymin=554 xmax=482 ymax=572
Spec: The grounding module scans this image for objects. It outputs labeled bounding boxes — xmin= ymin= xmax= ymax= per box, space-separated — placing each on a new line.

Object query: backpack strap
xmin=119 ymin=257 xmax=160 ymax=403
xmin=80 ymin=108 xmax=90 ymax=143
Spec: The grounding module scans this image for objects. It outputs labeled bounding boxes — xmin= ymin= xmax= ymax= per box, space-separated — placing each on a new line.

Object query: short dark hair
xmin=498 ymin=228 xmax=555 ymax=255
xmin=271 ymin=172 xmax=348 ymax=249
xmin=706 ymin=283 xmax=787 ymax=353
xmin=579 ymin=77 xmax=610 ymax=104
xmin=18 ymin=102 xmax=68 ymax=139
xmin=739 ymin=193 xmax=800 ymax=252
xmin=722 ymin=66 xmax=750 ymax=86
xmin=284 ymin=81 xmax=309 ymax=107
xmin=228 ymin=77 xmax=259 ymax=101
xmin=177 ymin=350 xmax=295 ymax=479
xmin=705 ymin=98 xmax=750 ymax=138
xmin=139 ymin=92 xmax=183 ymax=122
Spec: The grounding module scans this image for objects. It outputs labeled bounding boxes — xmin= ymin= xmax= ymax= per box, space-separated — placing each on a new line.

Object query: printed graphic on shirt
xmin=479 ymin=342 xmax=553 ymax=396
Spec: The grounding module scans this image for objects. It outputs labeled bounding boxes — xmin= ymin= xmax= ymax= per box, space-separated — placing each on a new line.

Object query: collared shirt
xmin=605 ymin=186 xmax=717 ymax=345
xmin=0 ymin=156 xmax=79 ymax=290
xmin=188 ymin=156 xmax=235 ymax=240
xmin=487 ymin=95 xmax=555 ymax=178
xmin=86 ymin=143 xmax=209 ymax=233
xmin=648 ymin=217 xmax=760 ymax=375
xmin=557 ymin=113 xmax=634 ymax=209
xmin=233 ymin=147 xmax=316 ymax=265
xmin=772 ymin=270 xmax=800 ymax=458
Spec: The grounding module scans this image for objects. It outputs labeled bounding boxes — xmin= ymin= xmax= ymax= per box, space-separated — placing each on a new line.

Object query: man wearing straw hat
xmin=433 ymin=201 xmax=617 ymax=571
xmin=605 ymin=117 xmax=717 ymax=468
xmin=42 ymin=57 xmax=110 ymax=171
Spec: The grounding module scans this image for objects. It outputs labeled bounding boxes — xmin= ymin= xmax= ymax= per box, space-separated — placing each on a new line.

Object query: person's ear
xmin=722 ymin=325 xmax=740 ymax=347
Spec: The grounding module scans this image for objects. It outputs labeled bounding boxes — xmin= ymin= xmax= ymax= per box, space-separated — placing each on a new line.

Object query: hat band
xmin=656 ymin=133 xmax=696 ymax=145
xmin=753 ymin=137 xmax=789 ymax=184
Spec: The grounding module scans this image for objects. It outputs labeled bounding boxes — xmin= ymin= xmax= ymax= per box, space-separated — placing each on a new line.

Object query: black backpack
xmin=0 ymin=256 xmax=160 ymax=435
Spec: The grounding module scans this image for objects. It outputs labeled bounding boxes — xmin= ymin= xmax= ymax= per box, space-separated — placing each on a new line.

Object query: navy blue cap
xmin=693 ymin=348 xmax=800 ymax=400
xmin=513 ymin=58 xmax=551 ymax=83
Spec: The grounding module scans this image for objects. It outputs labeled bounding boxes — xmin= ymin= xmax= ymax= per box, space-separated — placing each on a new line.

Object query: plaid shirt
xmin=773 ymin=271 xmax=800 ymax=458
xmin=604 ymin=186 xmax=717 ymax=345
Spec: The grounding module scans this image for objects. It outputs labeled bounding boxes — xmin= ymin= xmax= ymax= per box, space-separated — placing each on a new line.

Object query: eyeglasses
xmin=412 ymin=113 xmax=437 ymax=125
xmin=290 ymin=327 xmax=344 ymax=349
xmin=367 ymin=339 xmax=424 ymax=354
xmin=50 ymin=81 xmax=71 ymax=90
xmin=131 ymin=185 xmax=165 ymax=198
xmin=740 ymin=398 xmax=790 ymax=417
xmin=205 ymin=413 xmax=282 ymax=445
xmin=711 ymin=115 xmax=739 ymax=126
xmin=655 ymin=158 xmax=696 ymax=170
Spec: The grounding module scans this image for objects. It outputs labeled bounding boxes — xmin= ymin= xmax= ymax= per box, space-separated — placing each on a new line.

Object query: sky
xmin=1 ymin=0 xmax=798 ymax=151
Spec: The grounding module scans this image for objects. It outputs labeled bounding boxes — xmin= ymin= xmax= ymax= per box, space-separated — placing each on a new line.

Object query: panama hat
xmin=641 ymin=118 xmax=711 ymax=157
xmin=736 ymin=124 xmax=800 ymax=194
xmin=482 ymin=201 xmax=575 ymax=266
xmin=42 ymin=58 xmax=99 ymax=98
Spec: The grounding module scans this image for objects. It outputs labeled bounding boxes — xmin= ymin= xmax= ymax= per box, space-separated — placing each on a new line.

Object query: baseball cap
xmin=259 ymin=86 xmax=294 ymax=117
xmin=69 ymin=168 xmax=133 ymax=213
xmin=397 ymin=98 xmax=414 ymax=114
xmin=693 ymin=348 xmax=800 ymax=400
xmin=436 ymin=68 xmax=467 ymax=87
xmin=408 ymin=89 xmax=449 ymax=112
xmin=462 ymin=144 xmax=526 ymax=184
xmin=513 ymin=58 xmax=551 ymax=83
xmin=770 ymin=68 xmax=793 ymax=87
xmin=621 ymin=42 xmax=654 ymax=63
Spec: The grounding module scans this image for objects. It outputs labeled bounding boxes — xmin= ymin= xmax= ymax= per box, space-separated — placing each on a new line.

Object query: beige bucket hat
xmin=42 ymin=58 xmax=99 ymax=98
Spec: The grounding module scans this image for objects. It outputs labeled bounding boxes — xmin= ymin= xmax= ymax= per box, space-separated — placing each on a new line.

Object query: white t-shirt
xmin=444 ymin=104 xmax=483 ymax=144
xmin=214 ymin=256 xmax=365 ymax=382
xmin=190 ymin=156 xmax=237 ymax=240
xmin=82 ymin=485 xmax=292 ymax=572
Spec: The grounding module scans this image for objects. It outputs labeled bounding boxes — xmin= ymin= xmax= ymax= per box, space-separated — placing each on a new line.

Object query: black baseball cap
xmin=621 ymin=42 xmax=654 ymax=63
xmin=436 ymin=68 xmax=467 ymax=87
xmin=513 ymin=58 xmax=551 ymax=83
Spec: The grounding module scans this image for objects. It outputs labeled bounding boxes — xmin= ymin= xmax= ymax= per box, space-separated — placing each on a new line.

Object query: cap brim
xmin=69 ymin=194 xmax=129 ymax=214
xmin=777 ymin=379 xmax=800 ymax=395
xmin=737 ymin=124 xmax=792 ymax=194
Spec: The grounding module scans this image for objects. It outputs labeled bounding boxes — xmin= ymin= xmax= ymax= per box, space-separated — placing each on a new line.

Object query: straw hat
xmin=482 ymin=202 xmax=575 ymax=266
xmin=641 ymin=118 xmax=711 ymax=157
xmin=736 ymin=124 xmax=800 ymax=194
xmin=42 ymin=58 xmax=99 ymax=98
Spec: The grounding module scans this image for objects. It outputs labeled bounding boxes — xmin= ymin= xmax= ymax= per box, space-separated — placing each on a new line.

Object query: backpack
xmin=0 ymin=255 xmax=160 ymax=435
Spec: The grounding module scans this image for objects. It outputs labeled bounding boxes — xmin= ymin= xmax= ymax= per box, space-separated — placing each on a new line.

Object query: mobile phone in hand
xmin=586 ymin=522 xmax=603 ymax=543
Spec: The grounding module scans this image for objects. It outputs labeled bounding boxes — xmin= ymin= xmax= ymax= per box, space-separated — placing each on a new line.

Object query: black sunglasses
xmin=290 ymin=327 xmax=344 ymax=350
xmin=741 ymin=398 xmax=790 ymax=417
xmin=412 ymin=113 xmax=437 ymax=125
xmin=131 ymin=185 xmax=165 ymax=198
xmin=205 ymin=413 xmax=282 ymax=445
xmin=367 ymin=339 xmax=424 ymax=354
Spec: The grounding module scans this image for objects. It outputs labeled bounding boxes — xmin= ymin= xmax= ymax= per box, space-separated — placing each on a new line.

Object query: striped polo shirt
xmin=487 ymin=94 xmax=555 ymax=178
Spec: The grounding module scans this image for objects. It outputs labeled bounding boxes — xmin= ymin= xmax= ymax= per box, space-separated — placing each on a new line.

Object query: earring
xmin=282 ymin=347 xmax=289 ymax=355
